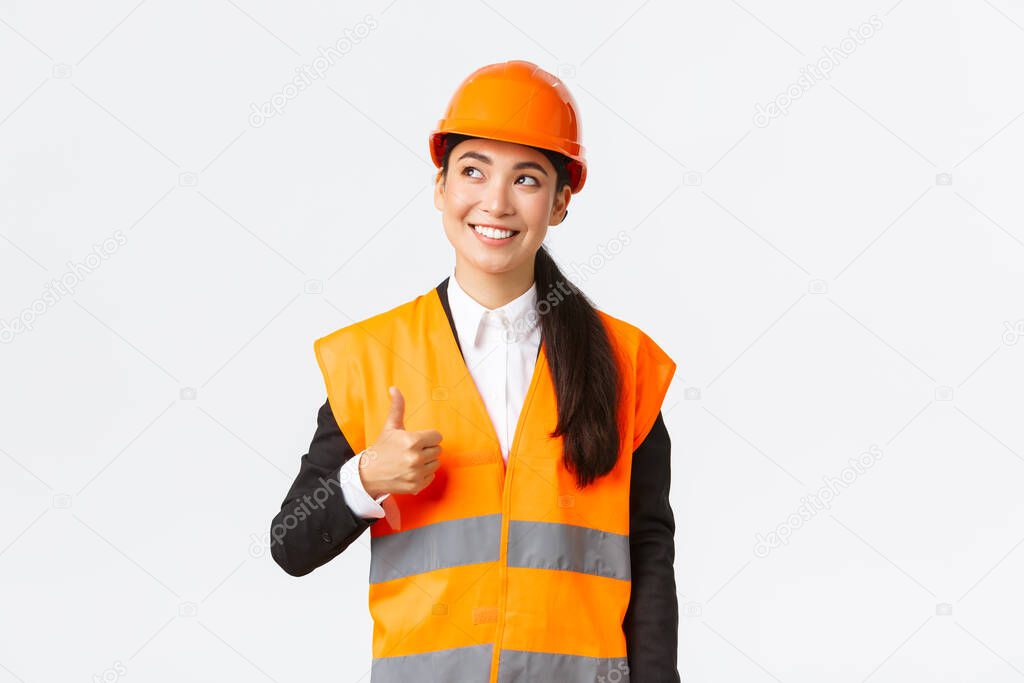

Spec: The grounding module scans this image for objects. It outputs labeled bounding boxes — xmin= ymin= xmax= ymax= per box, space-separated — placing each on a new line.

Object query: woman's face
xmin=434 ymin=137 xmax=570 ymax=280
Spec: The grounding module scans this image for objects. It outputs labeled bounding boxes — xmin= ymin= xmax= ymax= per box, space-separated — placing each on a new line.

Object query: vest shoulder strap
xmin=632 ymin=328 xmax=676 ymax=448
xmin=598 ymin=310 xmax=677 ymax=450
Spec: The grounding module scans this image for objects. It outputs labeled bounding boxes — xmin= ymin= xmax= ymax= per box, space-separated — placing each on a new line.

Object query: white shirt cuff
xmin=339 ymin=450 xmax=389 ymax=519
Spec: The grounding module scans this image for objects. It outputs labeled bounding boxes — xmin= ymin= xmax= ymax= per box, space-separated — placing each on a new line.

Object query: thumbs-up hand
xmin=358 ymin=386 xmax=443 ymax=499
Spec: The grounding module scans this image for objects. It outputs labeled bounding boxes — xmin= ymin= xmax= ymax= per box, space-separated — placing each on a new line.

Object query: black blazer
xmin=271 ymin=277 xmax=680 ymax=682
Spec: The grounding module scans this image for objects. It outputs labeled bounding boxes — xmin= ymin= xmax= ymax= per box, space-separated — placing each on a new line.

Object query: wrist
xmin=357 ymin=449 xmax=385 ymax=499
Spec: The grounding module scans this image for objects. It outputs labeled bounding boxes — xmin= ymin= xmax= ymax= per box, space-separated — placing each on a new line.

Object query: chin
xmin=467 ymin=256 xmax=513 ymax=274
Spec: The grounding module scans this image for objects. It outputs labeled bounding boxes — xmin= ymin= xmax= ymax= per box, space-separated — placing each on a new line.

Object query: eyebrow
xmin=456 ymin=150 xmax=549 ymax=176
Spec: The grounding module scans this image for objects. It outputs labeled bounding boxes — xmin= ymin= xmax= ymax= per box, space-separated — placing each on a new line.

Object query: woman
xmin=271 ymin=60 xmax=679 ymax=682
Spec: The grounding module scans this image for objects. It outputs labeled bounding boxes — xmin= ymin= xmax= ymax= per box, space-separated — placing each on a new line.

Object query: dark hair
xmin=439 ymin=133 xmax=621 ymax=488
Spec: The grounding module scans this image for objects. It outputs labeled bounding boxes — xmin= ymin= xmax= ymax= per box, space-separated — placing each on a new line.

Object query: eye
xmin=516 ymin=175 xmax=539 ymax=186
xmin=462 ymin=166 xmax=483 ymax=178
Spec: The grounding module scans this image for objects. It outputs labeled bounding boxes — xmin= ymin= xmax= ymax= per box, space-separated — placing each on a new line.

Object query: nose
xmin=481 ymin=179 xmax=514 ymax=216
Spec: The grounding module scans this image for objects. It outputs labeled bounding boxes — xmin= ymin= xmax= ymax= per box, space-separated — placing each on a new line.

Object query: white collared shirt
xmin=338 ymin=268 xmax=541 ymax=519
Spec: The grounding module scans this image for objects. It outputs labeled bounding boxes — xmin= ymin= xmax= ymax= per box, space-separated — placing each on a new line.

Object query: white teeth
xmin=472 ymin=224 xmax=515 ymax=239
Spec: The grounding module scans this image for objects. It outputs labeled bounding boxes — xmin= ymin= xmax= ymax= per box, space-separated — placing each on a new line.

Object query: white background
xmin=2 ymin=1 xmax=1024 ymax=681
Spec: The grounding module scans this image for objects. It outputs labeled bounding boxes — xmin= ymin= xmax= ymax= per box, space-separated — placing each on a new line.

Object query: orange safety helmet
xmin=429 ymin=60 xmax=587 ymax=194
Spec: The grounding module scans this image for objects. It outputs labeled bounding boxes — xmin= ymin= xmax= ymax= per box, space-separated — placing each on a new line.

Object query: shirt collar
xmin=447 ymin=266 xmax=539 ymax=347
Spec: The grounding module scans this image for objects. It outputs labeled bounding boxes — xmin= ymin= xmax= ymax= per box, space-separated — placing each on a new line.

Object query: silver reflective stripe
xmin=369 ymin=513 xmax=502 ymax=583
xmin=498 ymin=649 xmax=631 ymax=682
xmin=506 ymin=520 xmax=632 ymax=581
xmin=371 ymin=643 xmax=493 ymax=682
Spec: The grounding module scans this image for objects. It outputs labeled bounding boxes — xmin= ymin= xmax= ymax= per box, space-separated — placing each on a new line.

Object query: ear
xmin=433 ymin=170 xmax=444 ymax=211
xmin=549 ymin=184 xmax=572 ymax=226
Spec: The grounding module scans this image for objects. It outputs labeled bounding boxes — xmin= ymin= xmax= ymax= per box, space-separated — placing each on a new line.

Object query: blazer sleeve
xmin=270 ymin=398 xmax=381 ymax=577
xmin=623 ymin=411 xmax=680 ymax=681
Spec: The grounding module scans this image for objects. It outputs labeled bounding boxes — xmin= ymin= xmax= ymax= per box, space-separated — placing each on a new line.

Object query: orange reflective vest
xmin=314 ymin=282 xmax=675 ymax=682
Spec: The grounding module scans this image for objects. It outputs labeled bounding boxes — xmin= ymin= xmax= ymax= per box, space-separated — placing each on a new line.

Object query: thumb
xmin=383 ymin=385 xmax=405 ymax=430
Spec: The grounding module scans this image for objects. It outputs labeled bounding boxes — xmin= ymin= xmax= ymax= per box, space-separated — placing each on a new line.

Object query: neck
xmin=453 ymin=258 xmax=534 ymax=310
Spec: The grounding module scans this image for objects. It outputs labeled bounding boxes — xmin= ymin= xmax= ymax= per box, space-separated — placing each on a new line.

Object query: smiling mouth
xmin=469 ymin=223 xmax=520 ymax=240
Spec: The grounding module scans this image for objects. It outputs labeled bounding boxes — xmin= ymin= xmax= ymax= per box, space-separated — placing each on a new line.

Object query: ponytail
xmin=534 ymin=246 xmax=622 ymax=488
